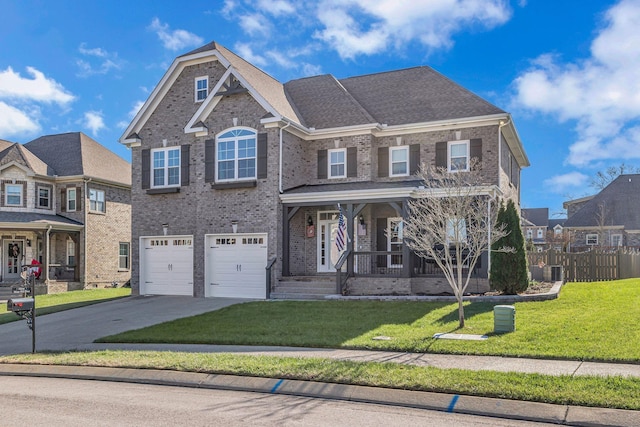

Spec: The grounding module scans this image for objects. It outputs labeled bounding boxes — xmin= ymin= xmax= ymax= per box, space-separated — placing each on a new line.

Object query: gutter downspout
xmin=45 ymin=225 xmax=52 ymax=284
xmin=83 ymin=178 xmax=92 ymax=287
xmin=279 ymin=120 xmax=291 ymax=194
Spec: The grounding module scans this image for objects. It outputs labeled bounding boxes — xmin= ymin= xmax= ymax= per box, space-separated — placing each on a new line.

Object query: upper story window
xmin=67 ymin=188 xmax=77 ymax=211
xmin=5 ymin=184 xmax=22 ymax=206
xmin=526 ymin=229 xmax=533 ymax=240
xmin=89 ymin=189 xmax=105 ymax=213
xmin=611 ymin=234 xmax=623 ymax=247
xmin=389 ymin=146 xmax=409 ymax=176
xmin=537 ymin=229 xmax=544 ymax=239
xmin=152 ymin=147 xmax=181 ymax=188
xmin=554 ymin=227 xmax=563 ymax=236
xmin=328 ymin=148 xmax=346 ymax=178
xmin=37 ymin=185 xmax=51 ymax=209
xmin=448 ymin=140 xmax=470 ymax=172
xmin=216 ymin=128 xmax=256 ymax=182
xmin=586 ymin=234 xmax=598 ymax=245
xmin=195 ymin=76 xmax=208 ymax=102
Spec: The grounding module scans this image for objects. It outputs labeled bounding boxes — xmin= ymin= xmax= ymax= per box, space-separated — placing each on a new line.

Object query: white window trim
xmin=526 ymin=229 xmax=533 ymax=239
xmin=67 ymin=188 xmax=77 ymax=212
xmin=195 ymin=76 xmax=208 ymax=102
xmin=448 ymin=140 xmax=470 ymax=173
xmin=389 ymin=145 xmax=409 ymax=177
xmin=537 ymin=229 xmax=544 ymax=239
xmin=215 ymin=127 xmax=257 ymax=183
xmin=37 ymin=185 xmax=51 ymax=209
xmin=611 ymin=234 xmax=623 ymax=247
xmin=89 ymin=188 xmax=105 ymax=213
xmin=151 ymin=147 xmax=181 ymax=189
xmin=387 ymin=217 xmax=403 ymax=267
xmin=446 ymin=217 xmax=467 ymax=245
xmin=119 ymin=242 xmax=130 ymax=271
xmin=5 ymin=184 xmax=22 ymax=206
xmin=328 ymin=148 xmax=347 ymax=179
xmin=586 ymin=233 xmax=598 ymax=245
xmin=67 ymin=239 xmax=76 ymax=266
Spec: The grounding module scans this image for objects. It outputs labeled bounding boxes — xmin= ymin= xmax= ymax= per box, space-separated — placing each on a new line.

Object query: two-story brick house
xmin=121 ymin=41 xmax=528 ymax=299
xmin=0 ymin=132 xmax=131 ymax=293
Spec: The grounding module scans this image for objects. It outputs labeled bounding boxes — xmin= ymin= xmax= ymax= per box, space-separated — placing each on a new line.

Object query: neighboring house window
xmin=328 ymin=148 xmax=346 ymax=178
xmin=537 ymin=229 xmax=544 ymax=239
xmin=447 ymin=217 xmax=467 ymax=245
xmin=448 ymin=140 xmax=470 ymax=172
xmin=526 ymin=229 xmax=533 ymax=239
xmin=38 ymin=186 xmax=51 ymax=209
xmin=195 ymin=76 xmax=208 ymax=102
xmin=216 ymin=128 xmax=257 ymax=182
xmin=554 ymin=227 xmax=563 ymax=236
xmin=586 ymin=234 xmax=598 ymax=245
xmin=152 ymin=147 xmax=181 ymax=188
xmin=611 ymin=234 xmax=623 ymax=247
xmin=67 ymin=188 xmax=77 ymax=211
xmin=119 ymin=242 xmax=130 ymax=270
xmin=389 ymin=146 xmax=409 ymax=176
xmin=5 ymin=184 xmax=22 ymax=206
xmin=67 ymin=240 xmax=76 ymax=266
xmin=89 ymin=189 xmax=105 ymax=213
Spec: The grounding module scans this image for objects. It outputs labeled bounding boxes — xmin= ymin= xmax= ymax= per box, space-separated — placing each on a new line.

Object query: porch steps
xmin=271 ymin=276 xmax=338 ymax=300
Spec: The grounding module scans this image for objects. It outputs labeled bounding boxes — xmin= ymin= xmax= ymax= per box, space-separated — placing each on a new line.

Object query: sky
xmin=1 ymin=0 xmax=639 ymax=217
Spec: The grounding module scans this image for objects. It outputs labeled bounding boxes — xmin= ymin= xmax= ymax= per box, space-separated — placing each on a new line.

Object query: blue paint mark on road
xmin=271 ymin=379 xmax=284 ymax=393
xmin=447 ymin=395 xmax=460 ymax=412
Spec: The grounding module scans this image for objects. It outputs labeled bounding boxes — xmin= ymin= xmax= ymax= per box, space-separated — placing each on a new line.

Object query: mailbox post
xmin=7 ymin=297 xmax=36 ymax=353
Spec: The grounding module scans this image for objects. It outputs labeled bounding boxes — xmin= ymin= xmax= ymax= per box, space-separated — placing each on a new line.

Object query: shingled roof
xmin=25 ymin=132 xmax=131 ymax=186
xmin=284 ymin=66 xmax=505 ymax=129
xmin=0 ymin=142 xmax=52 ymax=175
xmin=522 ymin=208 xmax=549 ymax=227
xmin=564 ymin=174 xmax=640 ymax=229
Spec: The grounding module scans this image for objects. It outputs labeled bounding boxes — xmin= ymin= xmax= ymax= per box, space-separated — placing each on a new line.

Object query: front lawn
xmin=99 ymin=280 xmax=640 ymax=362
xmin=0 ymin=288 xmax=131 ymax=325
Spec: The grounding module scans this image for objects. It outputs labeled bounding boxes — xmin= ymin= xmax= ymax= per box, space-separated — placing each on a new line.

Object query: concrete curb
xmin=326 ymin=281 xmax=563 ymax=303
xmin=0 ymin=363 xmax=636 ymax=426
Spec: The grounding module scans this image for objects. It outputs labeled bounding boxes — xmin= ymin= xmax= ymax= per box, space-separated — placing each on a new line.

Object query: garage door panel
xmin=141 ymin=236 xmax=193 ymax=296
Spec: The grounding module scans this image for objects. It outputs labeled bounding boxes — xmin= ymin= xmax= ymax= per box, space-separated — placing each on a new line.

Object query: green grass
xmin=0 ymin=288 xmax=131 ymax=325
xmin=99 ymin=280 xmax=640 ymax=362
xmin=2 ymin=350 xmax=639 ymax=410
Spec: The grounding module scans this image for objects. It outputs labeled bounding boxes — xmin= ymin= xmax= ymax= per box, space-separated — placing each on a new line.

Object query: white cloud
xmin=0 ymin=101 xmax=40 ymax=137
xmin=239 ymin=13 xmax=271 ymax=37
xmin=128 ymin=100 xmax=145 ymax=119
xmin=0 ymin=66 xmax=75 ymax=104
xmin=314 ymin=0 xmax=511 ymax=59
xmin=513 ymin=0 xmax=640 ymax=167
xmin=256 ymin=0 xmax=295 ymax=16
xmin=233 ymin=43 xmax=268 ymax=67
xmin=76 ymin=43 xmax=123 ymax=77
xmin=83 ymin=111 xmax=106 ymax=135
xmin=543 ymin=172 xmax=589 ymax=194
xmin=302 ymin=63 xmax=323 ymax=76
xmin=148 ymin=17 xmax=204 ymax=51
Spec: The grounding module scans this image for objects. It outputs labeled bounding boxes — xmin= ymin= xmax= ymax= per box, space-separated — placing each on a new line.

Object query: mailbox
xmin=7 ymin=297 xmax=34 ymax=313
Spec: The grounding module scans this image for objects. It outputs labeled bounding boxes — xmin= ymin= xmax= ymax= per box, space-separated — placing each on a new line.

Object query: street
xmin=0 ymin=376 xmax=558 ymax=426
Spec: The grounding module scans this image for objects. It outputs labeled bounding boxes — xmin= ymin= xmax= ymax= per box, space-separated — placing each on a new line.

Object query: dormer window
xmin=195 ymin=76 xmax=208 ymax=102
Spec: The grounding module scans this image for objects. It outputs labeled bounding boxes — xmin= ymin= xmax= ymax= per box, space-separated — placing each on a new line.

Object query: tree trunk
xmin=458 ymin=298 xmax=465 ymax=328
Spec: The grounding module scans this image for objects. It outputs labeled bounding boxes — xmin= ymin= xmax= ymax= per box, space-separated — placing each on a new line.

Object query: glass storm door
xmin=5 ymin=241 xmax=23 ymax=279
xmin=317 ymin=211 xmax=346 ymax=273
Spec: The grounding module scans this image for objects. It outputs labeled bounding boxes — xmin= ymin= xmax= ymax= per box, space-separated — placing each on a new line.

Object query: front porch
xmin=280 ymin=182 xmax=489 ymax=298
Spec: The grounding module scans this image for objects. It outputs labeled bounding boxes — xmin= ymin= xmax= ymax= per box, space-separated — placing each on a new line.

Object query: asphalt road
xmin=0 ymin=376 xmax=558 ymax=427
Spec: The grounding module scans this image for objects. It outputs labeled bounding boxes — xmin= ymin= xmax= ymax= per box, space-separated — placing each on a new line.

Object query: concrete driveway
xmin=0 ymin=296 xmax=249 ymax=355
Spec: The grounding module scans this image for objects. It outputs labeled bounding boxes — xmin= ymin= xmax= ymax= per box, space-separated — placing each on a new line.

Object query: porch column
xmin=282 ymin=206 xmax=300 ymax=277
xmin=345 ymin=203 xmax=354 ymax=276
xmin=402 ymin=199 xmax=412 ymax=278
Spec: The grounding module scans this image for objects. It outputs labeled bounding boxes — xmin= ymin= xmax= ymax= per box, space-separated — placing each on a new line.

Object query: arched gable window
xmin=216 ymin=128 xmax=257 ymax=182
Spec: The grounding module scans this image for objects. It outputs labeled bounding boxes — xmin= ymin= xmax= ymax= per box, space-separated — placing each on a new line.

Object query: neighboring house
xmin=564 ymin=174 xmax=640 ymax=251
xmin=0 ymin=132 xmax=131 ymax=292
xmin=521 ymin=208 xmax=567 ymax=251
xmin=120 ymin=41 xmax=529 ymax=298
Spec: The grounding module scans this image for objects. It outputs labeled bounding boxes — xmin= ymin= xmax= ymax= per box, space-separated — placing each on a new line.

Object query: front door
xmin=317 ymin=211 xmax=346 ymax=273
xmin=4 ymin=240 xmax=23 ymax=280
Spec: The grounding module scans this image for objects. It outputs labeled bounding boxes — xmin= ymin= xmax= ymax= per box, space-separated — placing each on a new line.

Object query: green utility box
xmin=494 ymin=305 xmax=515 ymax=333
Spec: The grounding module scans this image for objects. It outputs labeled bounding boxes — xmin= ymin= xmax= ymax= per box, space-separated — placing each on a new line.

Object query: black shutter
xmin=378 ymin=147 xmax=389 ymax=177
xmin=61 ymin=189 xmax=66 ymax=212
xmin=435 ymin=142 xmax=447 ymax=169
xmin=376 ymin=218 xmax=387 ymax=268
xmin=347 ymin=147 xmax=357 ymax=177
xmin=470 ymin=139 xmax=482 ymax=164
xmin=317 ymin=149 xmax=327 ymax=179
xmin=181 ymin=145 xmax=190 ymax=186
xmin=76 ymin=187 xmax=81 ymax=211
xmin=141 ymin=149 xmax=150 ymax=190
xmin=410 ymin=144 xmax=420 ymax=175
xmin=205 ymin=139 xmax=215 ymax=183
xmin=257 ymin=132 xmax=267 ymax=179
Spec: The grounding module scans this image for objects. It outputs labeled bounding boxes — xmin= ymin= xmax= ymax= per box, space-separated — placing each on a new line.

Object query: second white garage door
xmin=205 ymin=233 xmax=268 ymax=299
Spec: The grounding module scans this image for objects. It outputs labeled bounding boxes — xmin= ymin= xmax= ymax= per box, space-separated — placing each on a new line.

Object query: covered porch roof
xmin=0 ymin=212 xmax=83 ymax=232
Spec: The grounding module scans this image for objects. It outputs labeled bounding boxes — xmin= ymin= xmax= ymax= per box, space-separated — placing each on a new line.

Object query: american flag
xmin=336 ymin=206 xmax=347 ymax=252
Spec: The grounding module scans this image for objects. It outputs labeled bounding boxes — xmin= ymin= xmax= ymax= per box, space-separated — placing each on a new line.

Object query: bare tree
xmin=590 ymin=164 xmax=639 ymax=190
xmin=403 ymin=163 xmax=509 ymax=328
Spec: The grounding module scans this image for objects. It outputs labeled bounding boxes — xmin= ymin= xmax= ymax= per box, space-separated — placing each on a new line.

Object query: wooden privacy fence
xmin=527 ymin=249 xmax=640 ymax=282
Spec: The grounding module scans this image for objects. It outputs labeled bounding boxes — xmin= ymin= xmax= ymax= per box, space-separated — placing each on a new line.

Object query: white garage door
xmin=140 ymin=236 xmax=194 ymax=296
xmin=206 ymin=233 xmax=268 ymax=299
